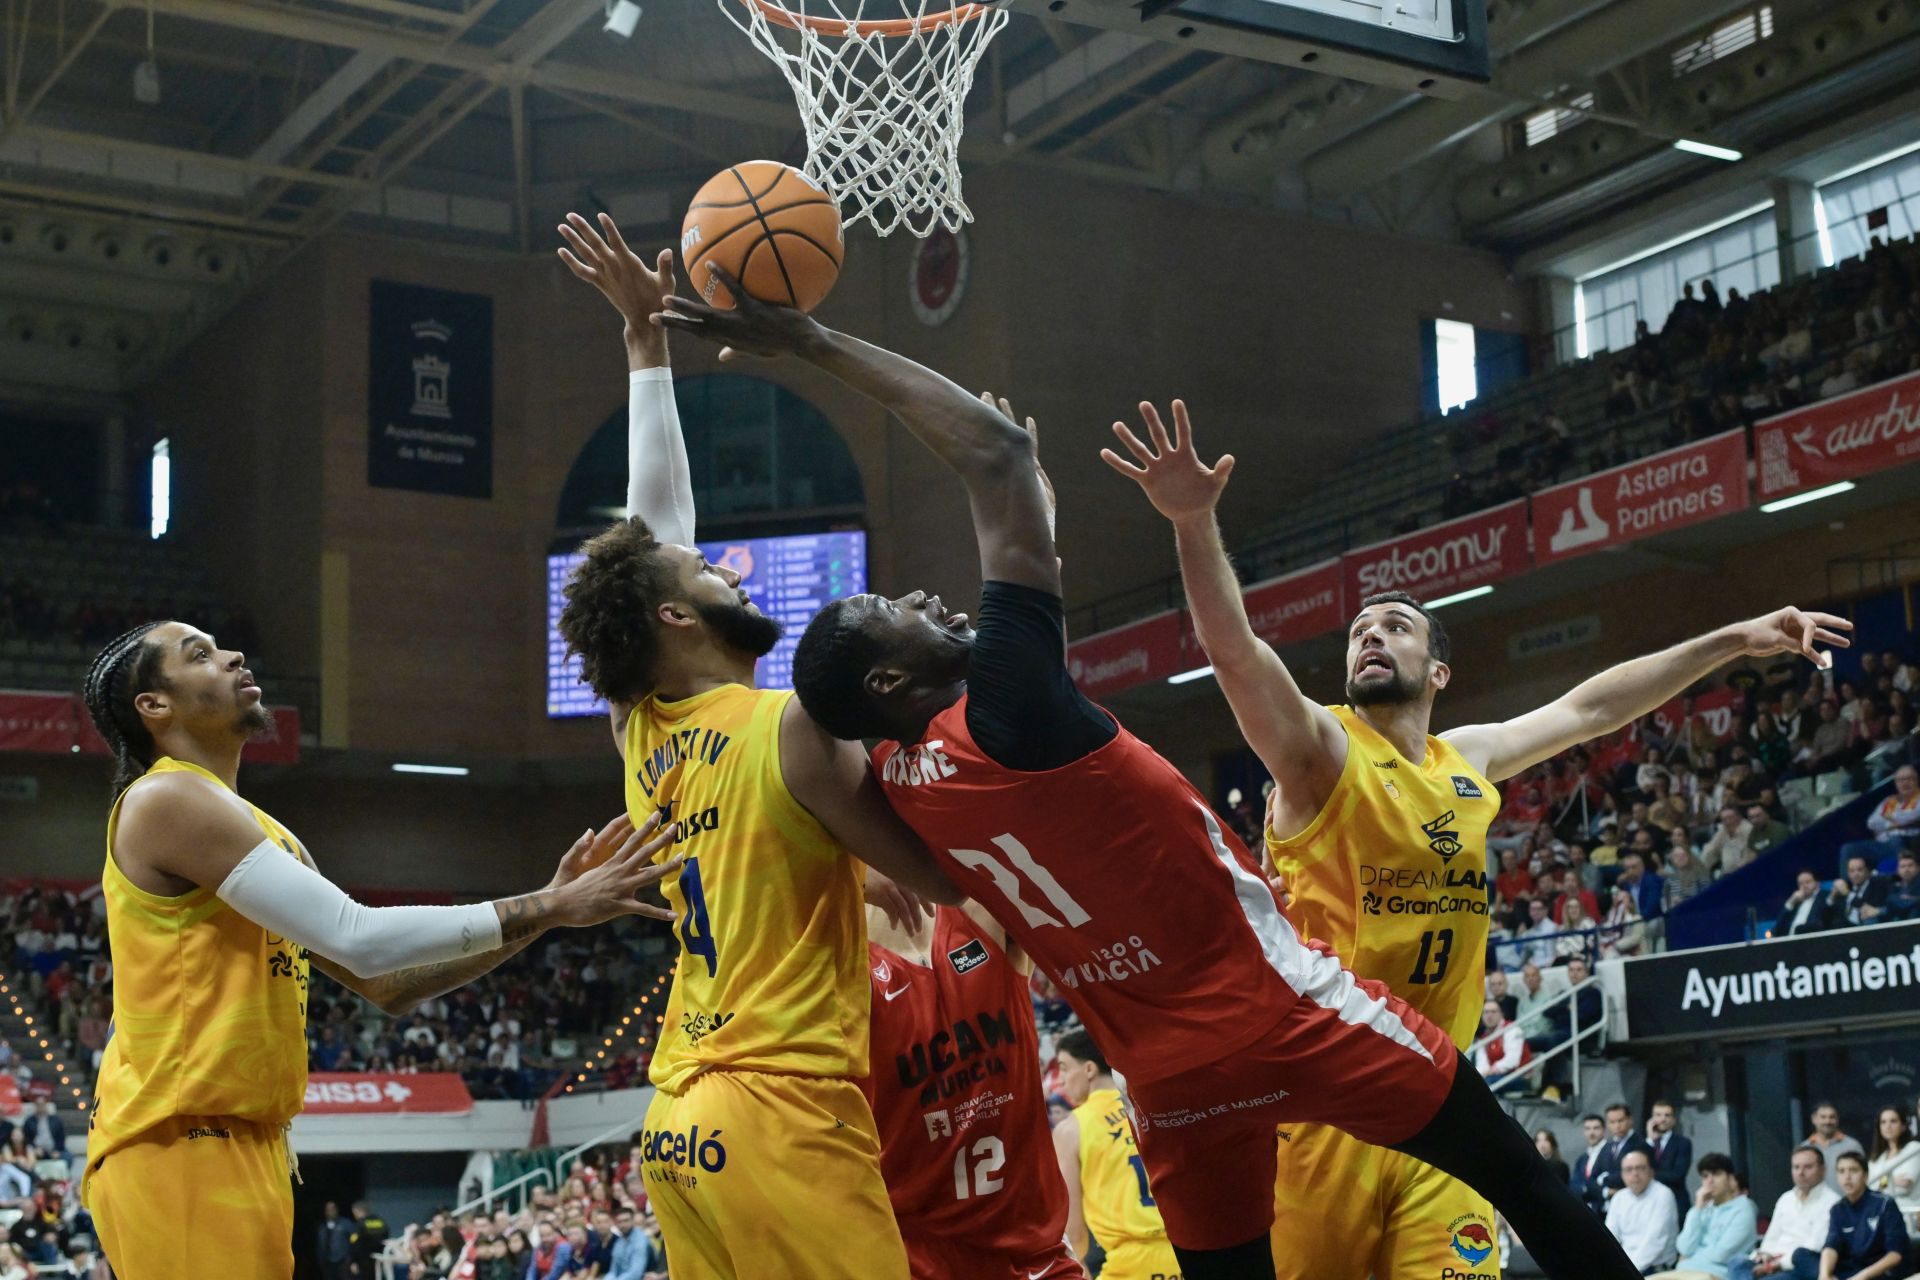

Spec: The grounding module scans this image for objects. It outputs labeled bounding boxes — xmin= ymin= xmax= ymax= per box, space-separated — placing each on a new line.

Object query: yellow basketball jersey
xmin=87 ymin=758 xmax=311 ymax=1179
xmin=1076 ymin=1087 xmax=1171 ymax=1253
xmin=625 ymin=684 xmax=867 ymax=1095
xmin=1266 ymin=706 xmax=1500 ymax=1048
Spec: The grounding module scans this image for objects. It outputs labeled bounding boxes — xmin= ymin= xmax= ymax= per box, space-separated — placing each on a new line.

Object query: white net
xmin=718 ymin=0 xmax=1011 ymax=237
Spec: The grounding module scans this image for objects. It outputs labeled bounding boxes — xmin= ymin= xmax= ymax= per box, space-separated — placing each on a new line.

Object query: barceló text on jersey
xmin=634 ymin=726 xmax=733 ymax=799
xmin=896 ymin=1005 xmax=1020 ymax=1108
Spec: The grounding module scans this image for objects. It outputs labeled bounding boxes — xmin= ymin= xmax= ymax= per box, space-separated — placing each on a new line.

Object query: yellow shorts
xmin=1098 ymin=1236 xmax=1184 ymax=1280
xmin=85 ymin=1115 xmax=293 ymax=1280
xmin=1271 ymin=1123 xmax=1499 ymax=1280
xmin=641 ymin=1070 xmax=907 ymax=1280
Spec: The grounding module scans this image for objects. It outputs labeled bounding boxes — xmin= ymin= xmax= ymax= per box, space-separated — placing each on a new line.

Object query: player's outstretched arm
xmin=309 ymin=817 xmax=653 ymax=1016
xmin=118 ymin=776 xmax=680 ymax=983
xmin=652 ymin=270 xmax=1057 ymax=594
xmin=780 ymin=699 xmax=965 ymax=905
xmin=1102 ymin=400 xmax=1344 ymax=796
xmin=1053 ymin=1113 xmax=1089 ymax=1258
xmin=1444 ymin=607 xmax=1853 ymax=783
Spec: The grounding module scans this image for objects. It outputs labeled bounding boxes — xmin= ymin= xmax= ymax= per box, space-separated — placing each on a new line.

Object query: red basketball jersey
xmin=872 ymin=697 xmax=1316 ymax=1086
xmin=860 ymin=908 xmax=1068 ymax=1255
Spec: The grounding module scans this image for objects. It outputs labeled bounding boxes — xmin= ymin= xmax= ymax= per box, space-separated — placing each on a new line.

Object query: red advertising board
xmin=1340 ymin=500 xmax=1529 ymax=606
xmin=1642 ymin=687 xmax=1742 ymax=746
xmin=1243 ymin=558 xmax=1344 ymax=649
xmin=1065 ymin=610 xmax=1198 ymax=699
xmin=1755 ymin=370 xmax=1920 ymax=499
xmin=302 ymin=1072 xmax=474 ymax=1116
xmin=0 ymin=691 xmax=300 ymax=764
xmin=0 ymin=1074 xmax=20 ymax=1118
xmin=1532 ymin=429 xmax=1748 ymax=567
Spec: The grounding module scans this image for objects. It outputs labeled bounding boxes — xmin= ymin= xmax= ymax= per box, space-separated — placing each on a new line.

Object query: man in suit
xmin=1773 ymin=870 xmax=1834 ymax=937
xmin=1594 ymin=1104 xmax=1655 ymax=1205
xmin=21 ymin=1100 xmax=64 ymax=1158
xmin=1572 ymin=1114 xmax=1611 ymax=1214
xmin=1828 ymin=852 xmax=1893 ymax=927
xmin=1645 ymin=1100 xmax=1693 ymax=1220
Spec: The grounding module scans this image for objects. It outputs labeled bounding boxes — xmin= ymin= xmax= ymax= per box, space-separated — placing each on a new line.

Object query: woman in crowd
xmin=1600 ymin=885 xmax=1647 ymax=959
xmin=502 ymin=1229 xmax=534 ymax=1279
xmin=1868 ymin=1105 xmax=1920 ymax=1228
xmin=1536 ymin=1130 xmax=1570 ymax=1185
xmin=0 ymin=1243 xmax=29 ymax=1280
xmin=1556 ymin=899 xmax=1594 ymax=964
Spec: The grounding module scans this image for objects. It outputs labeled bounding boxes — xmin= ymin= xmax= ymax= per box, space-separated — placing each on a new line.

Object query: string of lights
xmin=0 ymin=968 xmax=90 ymax=1112
xmin=563 ymin=964 xmax=676 ymax=1096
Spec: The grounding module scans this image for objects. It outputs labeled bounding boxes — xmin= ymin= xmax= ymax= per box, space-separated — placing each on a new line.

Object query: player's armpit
xmin=112 ymin=769 xmax=280 ymax=897
xmin=781 ymin=699 xmax=964 ymax=905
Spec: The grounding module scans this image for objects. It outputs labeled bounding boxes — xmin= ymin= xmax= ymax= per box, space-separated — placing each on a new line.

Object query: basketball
xmin=680 ymin=161 xmax=844 ymax=313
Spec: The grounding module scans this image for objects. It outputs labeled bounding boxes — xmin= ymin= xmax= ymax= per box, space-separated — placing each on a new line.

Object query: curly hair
xmin=558 ymin=518 xmax=681 ymax=705
xmin=792 ymin=597 xmax=888 ymax=741
xmin=82 ymin=622 xmax=170 ymax=797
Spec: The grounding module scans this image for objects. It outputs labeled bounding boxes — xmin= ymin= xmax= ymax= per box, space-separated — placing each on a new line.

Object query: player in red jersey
xmin=861 ymin=898 xmax=1084 ymax=1280
xmin=653 ymin=274 xmax=1638 ymax=1280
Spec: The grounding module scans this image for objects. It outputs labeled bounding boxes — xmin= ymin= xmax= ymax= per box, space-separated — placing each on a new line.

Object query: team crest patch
xmin=873 ymin=959 xmax=892 ymax=984
xmin=947 ymin=939 xmax=990 ymax=975
xmin=1451 ymin=775 xmax=1484 ymax=799
xmin=1448 ymin=1213 xmax=1496 ymax=1267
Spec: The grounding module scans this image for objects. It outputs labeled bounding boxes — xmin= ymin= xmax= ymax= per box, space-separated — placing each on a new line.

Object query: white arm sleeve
xmin=218 ymin=840 xmax=505 ymax=979
xmin=627 ymin=367 xmax=695 ymax=546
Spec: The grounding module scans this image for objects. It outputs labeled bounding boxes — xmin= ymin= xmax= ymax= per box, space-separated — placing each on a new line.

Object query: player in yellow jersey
xmin=1106 ymin=399 xmax=1853 ymax=1280
xmin=1053 ymin=1030 xmax=1182 ymax=1280
xmin=78 ymin=621 xmax=680 ymax=1280
xmin=555 ymin=213 xmax=960 ymax=1280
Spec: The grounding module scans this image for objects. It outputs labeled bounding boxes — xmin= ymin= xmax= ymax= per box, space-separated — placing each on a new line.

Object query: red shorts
xmin=903 ymin=1230 xmax=1086 ymax=1280
xmin=1129 ymin=965 xmax=1457 ymax=1251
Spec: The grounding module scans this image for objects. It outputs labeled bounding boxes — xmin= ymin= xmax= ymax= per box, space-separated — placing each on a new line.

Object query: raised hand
xmin=1100 ymin=400 xmax=1236 ymax=524
xmin=552 ymin=813 xmax=681 ymax=926
xmin=864 ymin=870 xmax=935 ymax=934
xmin=1735 ymin=607 xmax=1852 ymax=670
xmin=981 ymin=392 xmax=1055 ymax=526
xmin=557 ymin=212 xmax=676 ymax=334
xmin=651 ymin=264 xmax=821 ymax=362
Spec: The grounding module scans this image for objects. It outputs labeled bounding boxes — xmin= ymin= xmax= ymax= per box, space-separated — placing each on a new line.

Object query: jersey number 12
xmin=952 ymin=1137 xmax=1006 ymax=1200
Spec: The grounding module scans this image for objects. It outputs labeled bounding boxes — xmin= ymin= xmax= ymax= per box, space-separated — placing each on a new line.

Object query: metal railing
xmin=448 ymin=1108 xmax=652 ymax=1220
xmin=1472 ymin=972 xmax=1608 ymax=1100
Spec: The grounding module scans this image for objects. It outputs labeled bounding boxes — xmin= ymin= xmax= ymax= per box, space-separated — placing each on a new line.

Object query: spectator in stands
xmin=1558 ymin=898 xmax=1597 ymax=963
xmin=1648 ymin=1101 xmax=1695 ymax=1218
xmin=1519 ymin=896 xmax=1560 ymax=967
xmin=1807 ymin=1104 xmax=1867 ymax=1194
xmin=1703 ymin=809 xmax=1757 ymax=877
xmin=1882 ymin=851 xmax=1920 ymax=922
xmin=21 ymin=1099 xmax=63 ymax=1158
xmin=317 ymin=1202 xmax=353 ymax=1280
xmin=1866 ymin=1107 xmax=1920 ymax=1229
xmin=1599 ymin=1104 xmax=1656 ymax=1205
xmin=1620 ymin=851 xmax=1666 ymax=920
xmin=1486 ymin=969 xmax=1517 ymax=1021
xmin=1496 ymin=847 xmax=1536 ymax=905
xmin=1749 ymin=804 xmax=1794 ymax=859
xmin=1608 ymin=1150 xmax=1680 ymax=1273
xmin=1602 ymin=884 xmax=1649 ymax=959
xmin=0 ymin=1243 xmax=28 ymax=1280
xmin=1472 ymin=998 xmax=1529 ymax=1094
xmin=1800 ymin=701 xmax=1854 ymax=777
xmin=1576 ymin=1114 xmax=1613 ymax=1214
xmin=1648 ymin=1152 xmax=1758 ymax=1279
xmin=1733 ymin=1146 xmax=1839 ymax=1280
xmin=1650 ymin=779 xmax=1692 ymax=837
xmin=1829 ymin=854 xmax=1893 ymax=928
xmin=1775 ymin=871 xmax=1837 ymax=937
xmin=606 ymin=1206 xmax=664 ymax=1280
xmin=1818 ymin=1150 xmax=1911 ymax=1280
xmin=0 ymin=1151 xmax=31 ymax=1211
xmin=1843 ymin=766 xmax=1920 ymax=869
xmin=1664 ymin=846 xmax=1713 ymax=910
xmin=1538 ymin=1130 xmax=1571 ymax=1185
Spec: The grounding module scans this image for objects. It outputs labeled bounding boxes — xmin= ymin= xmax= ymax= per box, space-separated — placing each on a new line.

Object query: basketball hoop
xmin=718 ymin=0 xmax=1010 ymax=237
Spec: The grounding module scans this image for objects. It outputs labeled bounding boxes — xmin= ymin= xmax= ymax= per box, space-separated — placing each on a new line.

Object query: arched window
xmin=554 ymin=373 xmax=864 ymax=539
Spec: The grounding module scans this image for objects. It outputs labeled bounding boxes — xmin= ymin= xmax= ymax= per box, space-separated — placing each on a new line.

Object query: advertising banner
xmin=302 ymin=1073 xmax=474 ymax=1116
xmin=1066 ymin=610 xmax=1197 ymax=699
xmin=1532 ymin=429 xmax=1747 ymax=567
xmin=1754 ymin=370 xmax=1920 ymax=500
xmin=1340 ymin=500 xmax=1529 ymax=606
xmin=368 ymin=280 xmax=494 ymax=498
xmin=1243 ymin=558 xmax=1344 ymax=649
xmin=0 ymin=691 xmax=299 ymax=764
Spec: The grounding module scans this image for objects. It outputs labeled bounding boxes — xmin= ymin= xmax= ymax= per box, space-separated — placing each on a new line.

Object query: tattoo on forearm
xmin=353 ymin=934 xmax=540 ymax=1010
xmin=497 ymin=891 xmax=551 ymax=944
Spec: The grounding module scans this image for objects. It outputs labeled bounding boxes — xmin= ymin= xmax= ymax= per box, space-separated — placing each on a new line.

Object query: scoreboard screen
xmin=546 ymin=529 xmax=868 ymax=718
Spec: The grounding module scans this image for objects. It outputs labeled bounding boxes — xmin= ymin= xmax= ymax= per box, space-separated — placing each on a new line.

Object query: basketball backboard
xmin=1017 ymin=0 xmax=1490 ymax=95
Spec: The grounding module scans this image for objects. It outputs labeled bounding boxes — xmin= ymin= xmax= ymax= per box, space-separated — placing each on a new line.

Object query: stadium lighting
xmin=1425 ymin=585 xmax=1495 ymax=610
xmin=1167 ymin=665 xmax=1215 ymax=685
xmin=1673 ymin=139 xmax=1742 ymax=162
xmin=603 ymin=0 xmax=642 ymax=37
xmin=1759 ymin=481 xmax=1855 ymax=513
xmin=392 ymin=763 xmax=469 ymax=776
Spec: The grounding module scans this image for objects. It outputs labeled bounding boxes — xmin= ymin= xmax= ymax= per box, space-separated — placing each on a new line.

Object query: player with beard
xmin=1102 ymin=399 xmax=1851 ymax=1280
xmin=78 ymin=621 xmax=678 ymax=1280
xmin=655 ymin=273 xmax=1646 ymax=1280
xmin=554 ymin=212 xmax=959 ymax=1280
xmin=860 ymin=897 xmax=1083 ymax=1280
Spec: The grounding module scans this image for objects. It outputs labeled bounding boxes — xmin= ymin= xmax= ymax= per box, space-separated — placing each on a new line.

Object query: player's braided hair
xmin=559 ymin=517 xmax=679 ymax=705
xmin=793 ymin=597 xmax=888 ymax=741
xmin=82 ymin=621 xmax=169 ymax=796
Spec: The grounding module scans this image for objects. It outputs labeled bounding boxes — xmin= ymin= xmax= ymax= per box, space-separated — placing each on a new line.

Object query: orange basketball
xmin=680 ymin=161 xmax=844 ymax=313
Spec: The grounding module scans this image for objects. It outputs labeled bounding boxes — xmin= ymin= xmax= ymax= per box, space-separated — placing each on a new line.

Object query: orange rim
xmin=741 ymin=0 xmax=997 ymax=37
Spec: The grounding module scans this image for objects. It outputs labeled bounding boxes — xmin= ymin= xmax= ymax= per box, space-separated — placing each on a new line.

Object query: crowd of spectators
xmin=0 ymin=1102 xmax=103 ymax=1277
xmin=0 ymin=581 xmax=259 ymax=655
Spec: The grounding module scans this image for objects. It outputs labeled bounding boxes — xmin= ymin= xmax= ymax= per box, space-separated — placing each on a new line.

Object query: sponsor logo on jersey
xmin=1422 ymin=810 xmax=1464 ymax=862
xmin=652 ymin=800 xmax=722 ymax=845
xmin=1358 ymin=866 xmax=1489 ymax=893
xmin=1057 ymin=936 xmax=1163 ymax=989
xmin=1363 ymin=889 xmax=1384 ymax=916
xmin=1373 ymin=758 xmax=1399 ymax=769
xmin=186 ymin=1127 xmax=231 ymax=1141
xmin=896 ymin=1006 xmax=1020 ymax=1107
xmin=681 ymin=1009 xmax=735 ymax=1045
xmin=881 ymin=740 xmax=959 ymax=787
xmin=1448 ymin=1214 xmax=1497 ymax=1267
xmin=947 ymin=938 xmax=991 ymax=974
xmin=1451 ymin=775 xmax=1484 ymax=799
xmin=640 ymin=1123 xmax=728 ymax=1173
xmin=924 ymin=1110 xmax=953 ymax=1139
xmin=1367 ymin=892 xmax=1489 ymax=918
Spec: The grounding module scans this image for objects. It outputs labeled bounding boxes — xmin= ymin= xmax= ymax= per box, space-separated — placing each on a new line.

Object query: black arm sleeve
xmin=964 ymin=580 xmax=1117 ymax=773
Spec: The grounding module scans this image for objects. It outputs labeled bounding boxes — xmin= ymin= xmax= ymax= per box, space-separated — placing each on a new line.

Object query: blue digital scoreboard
xmin=546 ymin=529 xmax=868 ymax=718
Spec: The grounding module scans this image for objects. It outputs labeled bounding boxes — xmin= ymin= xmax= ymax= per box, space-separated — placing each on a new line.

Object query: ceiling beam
xmin=0 ymin=5 xmax=117 ymax=148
